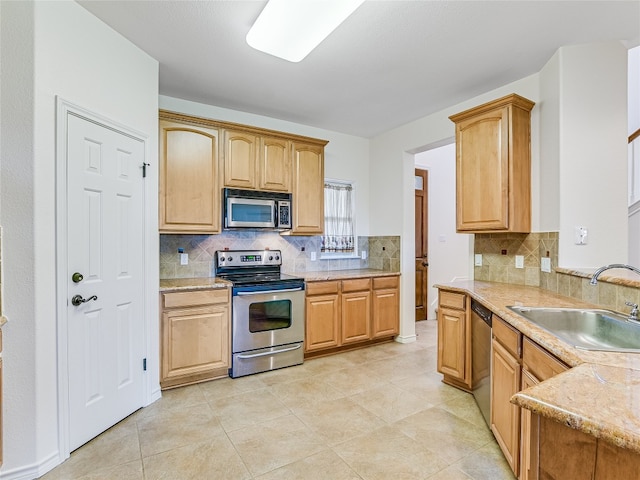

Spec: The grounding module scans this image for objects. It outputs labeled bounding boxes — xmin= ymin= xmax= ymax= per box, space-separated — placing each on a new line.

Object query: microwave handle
xmin=274 ymin=202 xmax=278 ymax=227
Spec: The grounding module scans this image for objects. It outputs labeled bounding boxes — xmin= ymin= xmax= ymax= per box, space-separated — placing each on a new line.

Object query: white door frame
xmin=55 ymin=98 xmax=159 ymax=460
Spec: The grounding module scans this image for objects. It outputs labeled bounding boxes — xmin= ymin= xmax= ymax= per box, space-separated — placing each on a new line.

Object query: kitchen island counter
xmin=436 ymin=280 xmax=640 ymax=454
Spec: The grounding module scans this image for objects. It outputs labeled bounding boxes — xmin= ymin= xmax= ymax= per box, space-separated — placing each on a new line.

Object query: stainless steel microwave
xmin=223 ymin=188 xmax=292 ymax=230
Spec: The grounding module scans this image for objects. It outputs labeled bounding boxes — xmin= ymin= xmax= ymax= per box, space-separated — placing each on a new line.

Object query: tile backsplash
xmin=474 ymin=232 xmax=559 ymax=287
xmin=160 ymin=232 xmax=400 ymax=279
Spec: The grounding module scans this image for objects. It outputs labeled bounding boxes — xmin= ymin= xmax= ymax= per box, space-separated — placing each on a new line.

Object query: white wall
xmin=159 ymin=96 xmax=372 ymax=237
xmin=0 ymin=1 xmax=159 ymax=477
xmin=415 ymin=144 xmax=472 ymax=320
xmin=369 ymin=74 xmax=540 ymax=343
xmin=554 ymin=43 xmax=629 ymax=267
xmin=629 ymin=46 xmax=640 ymax=136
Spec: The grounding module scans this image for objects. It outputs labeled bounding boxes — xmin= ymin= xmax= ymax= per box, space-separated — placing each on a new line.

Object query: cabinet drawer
xmin=163 ymin=288 xmax=229 ymax=309
xmin=342 ymin=278 xmax=371 ymax=292
xmin=306 ymin=281 xmax=339 ymax=296
xmin=522 ymin=337 xmax=568 ymax=382
xmin=439 ymin=290 xmax=466 ymax=310
xmin=493 ymin=315 xmax=522 ymax=359
xmin=373 ymin=276 xmax=399 ymax=289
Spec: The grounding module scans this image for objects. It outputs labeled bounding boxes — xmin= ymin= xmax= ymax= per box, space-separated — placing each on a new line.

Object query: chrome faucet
xmin=589 ymin=264 xmax=640 ymax=285
xmin=626 ymin=302 xmax=640 ymax=323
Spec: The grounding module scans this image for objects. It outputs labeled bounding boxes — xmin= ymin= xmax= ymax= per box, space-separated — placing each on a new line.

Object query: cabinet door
xmin=159 ymin=120 xmax=220 ymax=233
xmin=305 ymin=294 xmax=340 ymax=352
xmin=291 ymin=142 xmax=324 ymax=234
xmin=455 ymin=106 xmax=510 ymax=231
xmin=260 ymin=137 xmax=291 ymax=192
xmin=491 ymin=338 xmax=521 ymax=476
xmin=437 ymin=306 xmax=467 ymax=381
xmin=341 ymin=290 xmax=371 ymax=344
xmin=520 ymin=369 xmax=539 ymax=480
xmin=161 ymin=304 xmax=230 ymax=387
xmin=372 ymin=287 xmax=399 ymax=338
xmin=223 ymin=130 xmax=258 ymax=189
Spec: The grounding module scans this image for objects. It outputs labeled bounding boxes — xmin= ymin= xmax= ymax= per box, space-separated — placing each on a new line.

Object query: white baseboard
xmin=395 ymin=334 xmax=417 ymax=344
xmin=1 ymin=450 xmax=61 ymax=480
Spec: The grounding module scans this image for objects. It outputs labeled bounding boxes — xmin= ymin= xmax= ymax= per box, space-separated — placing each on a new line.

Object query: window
xmin=322 ymin=180 xmax=355 ymax=254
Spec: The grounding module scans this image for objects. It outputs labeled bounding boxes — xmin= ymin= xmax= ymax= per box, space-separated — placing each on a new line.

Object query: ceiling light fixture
xmin=246 ymin=0 xmax=365 ymax=63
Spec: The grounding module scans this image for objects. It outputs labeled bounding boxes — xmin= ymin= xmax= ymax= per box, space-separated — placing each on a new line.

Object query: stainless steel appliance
xmin=223 ymin=188 xmax=292 ymax=230
xmin=471 ymin=299 xmax=492 ymax=426
xmin=215 ymin=249 xmax=304 ymax=378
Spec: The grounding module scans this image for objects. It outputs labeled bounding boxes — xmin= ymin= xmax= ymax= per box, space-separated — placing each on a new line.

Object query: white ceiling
xmin=79 ymin=0 xmax=640 ymax=138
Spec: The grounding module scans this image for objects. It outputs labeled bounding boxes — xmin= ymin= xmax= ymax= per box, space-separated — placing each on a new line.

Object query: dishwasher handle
xmin=471 ymin=300 xmax=493 ymax=327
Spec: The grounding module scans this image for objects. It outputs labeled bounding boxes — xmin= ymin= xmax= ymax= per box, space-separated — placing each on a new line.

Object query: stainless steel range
xmin=215 ymin=249 xmax=305 ymax=378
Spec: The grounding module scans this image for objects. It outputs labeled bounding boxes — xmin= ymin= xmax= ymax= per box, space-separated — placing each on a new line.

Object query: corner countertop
xmin=291 ymin=269 xmax=400 ymax=282
xmin=160 ymin=277 xmax=231 ymax=292
xmin=435 ymin=280 xmax=640 ymax=453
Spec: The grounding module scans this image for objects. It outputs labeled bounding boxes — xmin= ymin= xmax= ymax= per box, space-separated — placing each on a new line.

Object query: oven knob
xmin=275 ymin=255 xmax=280 ymax=261
xmin=269 ymin=255 xmax=273 ymax=261
xmin=219 ymin=256 xmax=225 ymax=262
xmin=228 ymin=256 xmax=233 ymax=262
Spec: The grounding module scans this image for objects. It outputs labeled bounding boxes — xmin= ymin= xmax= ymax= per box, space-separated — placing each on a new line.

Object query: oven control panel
xmin=216 ymin=249 xmax=281 ymax=267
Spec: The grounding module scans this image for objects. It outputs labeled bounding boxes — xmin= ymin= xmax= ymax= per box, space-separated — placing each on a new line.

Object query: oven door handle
xmin=236 ymin=287 xmax=303 ymax=296
xmin=236 ymin=344 xmax=302 ymax=359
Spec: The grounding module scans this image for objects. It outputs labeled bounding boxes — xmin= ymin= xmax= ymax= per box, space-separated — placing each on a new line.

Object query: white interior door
xmin=66 ymin=113 xmax=146 ymax=451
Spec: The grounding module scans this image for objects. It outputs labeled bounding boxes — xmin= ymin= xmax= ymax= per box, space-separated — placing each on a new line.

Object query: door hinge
xmin=142 ymin=163 xmax=150 ymax=178
xmin=143 ymin=358 xmax=147 ymax=371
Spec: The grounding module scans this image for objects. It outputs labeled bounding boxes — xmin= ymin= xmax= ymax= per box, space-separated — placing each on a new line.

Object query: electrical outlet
xmin=180 ymin=253 xmax=188 ymax=265
xmin=361 ymin=250 xmax=367 ymax=260
xmin=310 ymin=252 xmax=317 ymax=261
xmin=515 ymin=255 xmax=524 ymax=269
xmin=541 ymin=257 xmax=551 ymax=273
xmin=474 ymin=254 xmax=483 ymax=266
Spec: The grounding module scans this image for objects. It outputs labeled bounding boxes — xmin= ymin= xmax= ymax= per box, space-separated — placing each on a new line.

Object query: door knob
xmin=72 ymin=272 xmax=84 ymax=283
xmin=71 ymin=294 xmax=98 ymax=306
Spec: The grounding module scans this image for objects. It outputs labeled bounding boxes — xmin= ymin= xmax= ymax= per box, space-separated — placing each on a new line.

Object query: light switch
xmin=574 ymin=226 xmax=588 ymax=245
xmin=474 ymin=254 xmax=482 ymax=266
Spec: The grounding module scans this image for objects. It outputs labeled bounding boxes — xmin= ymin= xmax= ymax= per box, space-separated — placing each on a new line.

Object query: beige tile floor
xmin=41 ymin=320 xmax=515 ymax=480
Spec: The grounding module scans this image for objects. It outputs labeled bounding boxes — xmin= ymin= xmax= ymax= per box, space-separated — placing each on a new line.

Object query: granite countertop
xmin=435 ymin=280 xmax=640 ymax=453
xmin=160 ymin=277 xmax=231 ymax=292
xmin=294 ymin=269 xmax=400 ymax=281
xmin=160 ymin=269 xmax=399 ymax=292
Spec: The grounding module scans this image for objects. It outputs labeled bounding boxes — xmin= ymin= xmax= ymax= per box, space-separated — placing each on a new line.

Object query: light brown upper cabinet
xmin=449 ymin=94 xmax=535 ymax=233
xmin=159 ymin=110 xmax=327 ymax=234
xmin=291 ymin=142 xmax=324 ymax=235
xmin=222 ymin=130 xmax=258 ymax=189
xmin=259 ymin=137 xmax=291 ymax=192
xmin=159 ymin=118 xmax=220 ymax=234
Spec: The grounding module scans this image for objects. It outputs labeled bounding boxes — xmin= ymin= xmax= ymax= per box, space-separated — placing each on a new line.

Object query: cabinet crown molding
xmin=159 ymin=109 xmax=329 ymax=147
xmin=448 ymin=93 xmax=535 ymax=123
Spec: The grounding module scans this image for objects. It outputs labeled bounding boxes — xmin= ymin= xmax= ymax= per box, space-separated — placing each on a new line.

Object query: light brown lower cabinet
xmin=437 ymin=289 xmax=472 ymax=390
xmin=491 ymin=315 xmax=523 ymax=476
xmin=537 ymin=415 xmax=640 ymax=479
xmin=160 ymin=288 xmax=231 ymax=389
xmin=305 ymin=275 xmax=399 ymax=356
xmin=520 ymin=337 xmax=569 ymax=480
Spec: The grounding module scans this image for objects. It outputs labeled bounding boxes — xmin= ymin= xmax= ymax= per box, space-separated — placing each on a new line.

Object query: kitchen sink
xmin=507 ymin=306 xmax=640 ymax=352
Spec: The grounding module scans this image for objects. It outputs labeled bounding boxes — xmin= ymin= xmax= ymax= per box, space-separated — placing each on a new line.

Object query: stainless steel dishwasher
xmin=471 ymin=299 xmax=492 ymax=426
